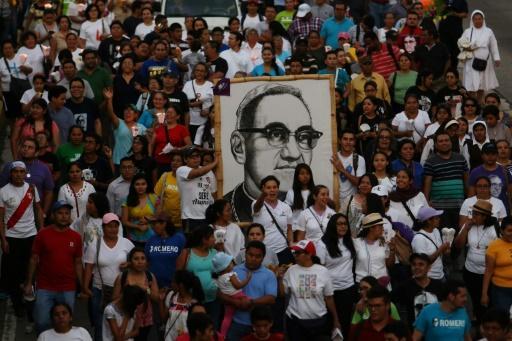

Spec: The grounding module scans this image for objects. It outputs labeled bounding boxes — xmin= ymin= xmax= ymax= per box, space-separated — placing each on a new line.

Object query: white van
xmin=161 ymin=0 xmax=241 ymax=29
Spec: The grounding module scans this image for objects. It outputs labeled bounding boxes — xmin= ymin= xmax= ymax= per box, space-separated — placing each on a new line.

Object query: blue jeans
xmin=33 ymin=289 xmax=75 ymax=335
xmin=91 ymin=287 xmax=103 ymax=341
xmin=368 ymin=1 xmax=391 ymax=28
xmin=227 ymin=321 xmax=252 ymax=341
xmin=490 ymin=284 xmax=512 ymax=312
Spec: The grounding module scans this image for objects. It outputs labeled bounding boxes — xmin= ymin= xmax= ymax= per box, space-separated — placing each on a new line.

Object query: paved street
xmin=0 ymin=1 xmax=511 ymax=340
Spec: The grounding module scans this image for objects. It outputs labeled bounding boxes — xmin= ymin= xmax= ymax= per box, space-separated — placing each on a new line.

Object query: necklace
xmin=475 ymin=225 xmax=488 ymax=249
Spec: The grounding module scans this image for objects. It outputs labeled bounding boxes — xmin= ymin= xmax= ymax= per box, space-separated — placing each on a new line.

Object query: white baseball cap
xmin=296 ymin=3 xmax=311 ymax=18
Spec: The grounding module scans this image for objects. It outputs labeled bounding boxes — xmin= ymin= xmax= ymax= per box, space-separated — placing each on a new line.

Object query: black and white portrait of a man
xmin=217 ymin=78 xmax=336 ymax=222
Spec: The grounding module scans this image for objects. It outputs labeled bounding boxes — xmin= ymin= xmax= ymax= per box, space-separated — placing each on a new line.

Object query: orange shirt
xmin=486 ymin=238 xmax=512 ymax=287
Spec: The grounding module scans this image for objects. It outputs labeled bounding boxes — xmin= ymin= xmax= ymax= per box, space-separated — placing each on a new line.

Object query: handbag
xmin=470 ymin=28 xmax=488 ymax=71
xmin=3 ymin=58 xmax=31 ymax=100
xmin=38 ymin=44 xmax=52 ymax=76
xmin=96 ymin=237 xmax=114 ymax=308
xmin=393 ymin=231 xmax=412 ymax=265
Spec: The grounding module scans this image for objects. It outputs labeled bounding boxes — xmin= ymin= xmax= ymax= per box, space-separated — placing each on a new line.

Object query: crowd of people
xmin=0 ymin=0 xmax=510 ymax=340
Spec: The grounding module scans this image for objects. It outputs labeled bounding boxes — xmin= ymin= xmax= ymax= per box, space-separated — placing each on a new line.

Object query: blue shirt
xmin=144 ymin=232 xmax=186 ymax=288
xmin=138 ymin=109 xmax=155 ymax=128
xmin=414 ymin=303 xmax=471 ymax=341
xmin=232 ymin=264 xmax=277 ymax=326
xmin=250 ymin=64 xmax=285 ymax=77
xmin=320 ymin=17 xmax=354 ymax=48
xmin=113 ymin=119 xmax=146 ymax=165
xmin=391 ymin=159 xmax=424 ymax=190
xmin=139 ymin=58 xmax=179 ymax=84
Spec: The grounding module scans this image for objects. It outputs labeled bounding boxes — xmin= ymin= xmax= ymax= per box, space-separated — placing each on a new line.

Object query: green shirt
xmin=276 ymin=10 xmax=295 ymax=30
xmin=351 ymin=302 xmax=401 ymax=324
xmin=391 ymin=70 xmax=418 ymax=105
xmin=78 ymin=67 xmax=113 ymax=105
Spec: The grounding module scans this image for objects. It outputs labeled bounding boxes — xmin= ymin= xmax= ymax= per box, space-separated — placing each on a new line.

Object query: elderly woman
xmin=82 ymin=213 xmax=134 ymax=341
xmin=459 ymin=10 xmax=500 ymax=103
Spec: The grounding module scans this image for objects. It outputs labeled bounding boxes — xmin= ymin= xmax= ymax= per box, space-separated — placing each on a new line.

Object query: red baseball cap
xmin=291 ymin=240 xmax=316 ymax=256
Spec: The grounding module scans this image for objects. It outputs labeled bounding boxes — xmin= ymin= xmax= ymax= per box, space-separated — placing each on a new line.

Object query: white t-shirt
xmin=102 ymin=303 xmax=135 ymax=341
xmin=0 ymin=183 xmax=40 ymax=238
xmin=0 ymin=55 xmax=30 ymax=91
xmin=389 ymin=192 xmax=429 ymax=228
xmin=17 ymin=46 xmax=45 ymax=81
xmin=465 ymin=225 xmax=498 ymax=274
xmin=337 ymin=152 xmax=366 ymax=206
xmin=67 ymin=2 xmax=86 ymax=31
xmin=20 ymin=89 xmax=49 ymax=104
xmin=213 ymin=223 xmax=245 ymax=259
xmin=411 ymin=229 xmax=444 ymax=279
xmin=134 ymin=21 xmax=155 ymax=39
xmin=54 ymin=48 xmax=84 ymax=71
xmin=353 ymin=238 xmax=389 ymax=283
xmin=240 ymin=14 xmax=263 ymax=31
xmin=71 ymin=215 xmax=123 ymax=253
xmin=79 ymin=20 xmax=110 ymax=50
xmin=316 ymin=239 xmax=354 ymax=290
xmin=176 ymin=166 xmax=216 ymax=219
xmin=37 ymin=327 xmax=92 ymax=341
xmin=214 ymin=271 xmax=241 ymax=295
xmin=392 ymin=110 xmax=431 ymax=143
xmin=252 ymin=200 xmax=292 ymax=254
xmin=285 ymin=189 xmax=310 ymax=230
xmin=459 ymin=196 xmax=507 ymax=220
xmin=295 ymin=206 xmax=336 ymax=242
xmin=84 ymin=237 xmax=135 ymax=288
xmin=182 ymin=80 xmax=214 ymax=126
xmin=219 ymin=48 xmax=252 ymax=78
xmin=58 ymin=182 xmax=96 ymax=221
xmin=283 ymin=264 xmax=333 ymax=319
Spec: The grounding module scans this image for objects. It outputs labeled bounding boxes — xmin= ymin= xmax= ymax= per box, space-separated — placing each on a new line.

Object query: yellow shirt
xmin=154 ymin=172 xmax=181 ymax=227
xmin=486 ymin=238 xmax=512 ymax=287
xmin=348 ymin=72 xmax=391 ymax=111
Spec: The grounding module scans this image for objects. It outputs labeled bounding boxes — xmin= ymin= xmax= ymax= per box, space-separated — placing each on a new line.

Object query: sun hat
xmin=361 ymin=213 xmax=384 ymax=229
xmin=472 ymin=199 xmax=493 ymax=216
xmin=212 ymin=252 xmax=234 ymax=274
xmin=417 ymin=206 xmax=443 ymax=222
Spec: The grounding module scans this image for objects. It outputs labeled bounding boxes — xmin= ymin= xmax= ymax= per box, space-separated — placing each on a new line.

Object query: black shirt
xmin=406 ymin=86 xmax=438 ymax=114
xmin=77 ymin=155 xmax=113 ymax=192
xmin=392 ymin=278 xmax=443 ymax=327
xmin=164 ymin=89 xmax=190 ymax=119
xmin=98 ymin=36 xmax=130 ymax=70
xmin=64 ymin=98 xmax=100 ymax=134
xmin=123 ymin=16 xmax=143 ymax=37
xmin=415 ymin=42 xmax=451 ymax=79
xmin=113 ymin=73 xmax=143 ymax=117
xmin=208 ymin=57 xmax=228 ymax=78
xmin=130 ymin=155 xmax=156 ymax=188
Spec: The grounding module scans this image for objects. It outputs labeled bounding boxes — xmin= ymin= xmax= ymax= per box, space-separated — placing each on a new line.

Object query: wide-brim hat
xmin=472 ymin=199 xmax=493 ymax=216
xmin=361 ymin=213 xmax=384 ymax=229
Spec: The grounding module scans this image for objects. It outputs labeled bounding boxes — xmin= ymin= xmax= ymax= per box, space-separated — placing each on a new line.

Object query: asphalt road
xmin=475 ymin=0 xmax=512 ymax=100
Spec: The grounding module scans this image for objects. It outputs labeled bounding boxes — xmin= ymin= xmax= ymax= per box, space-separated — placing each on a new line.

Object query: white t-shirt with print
xmin=459 ymin=196 xmax=507 ymax=220
xmin=252 ymin=200 xmax=292 ymax=254
xmin=0 ymin=183 xmax=40 ymax=238
xmin=182 ymin=80 xmax=214 ymax=126
xmin=316 ymin=239 xmax=354 ymax=290
xmin=283 ymin=264 xmax=333 ymax=319
xmin=176 ymin=166 xmax=216 ymax=219
xmin=295 ymin=206 xmax=336 ymax=242
xmin=0 ymin=54 xmax=30 ymax=92
xmin=79 ymin=20 xmax=110 ymax=50
xmin=465 ymin=225 xmax=498 ymax=274
xmin=411 ymin=229 xmax=444 ymax=279
xmin=337 ymin=152 xmax=366 ymax=206
xmin=20 ymin=89 xmax=49 ymax=104
xmin=37 ymin=327 xmax=92 ymax=341
xmin=102 ymin=303 xmax=135 ymax=341
xmin=84 ymin=237 xmax=135 ymax=288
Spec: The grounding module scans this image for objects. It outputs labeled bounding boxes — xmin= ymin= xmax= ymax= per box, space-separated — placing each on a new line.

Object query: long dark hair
xmin=126 ymin=173 xmax=150 ymax=207
xmin=262 ymin=47 xmax=279 ymax=75
xmin=120 ymin=285 xmax=146 ymax=317
xmin=173 ymin=270 xmax=205 ymax=303
xmin=131 ymin=134 xmax=150 ymax=156
xmin=24 ymin=99 xmax=54 ymax=142
xmin=291 ymin=164 xmax=315 ymax=210
xmin=321 ymin=213 xmax=355 ymax=259
xmin=205 ymin=199 xmax=229 ymax=225
xmin=88 ymin=192 xmax=110 ymax=218
xmin=187 ymin=225 xmax=214 ymax=248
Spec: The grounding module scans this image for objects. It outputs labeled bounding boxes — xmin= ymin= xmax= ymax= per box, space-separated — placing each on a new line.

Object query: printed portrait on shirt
xmin=216 ymin=77 xmax=337 ymax=222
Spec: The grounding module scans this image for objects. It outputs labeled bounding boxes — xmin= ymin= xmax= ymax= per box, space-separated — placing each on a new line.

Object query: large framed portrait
xmin=214 ymin=75 xmax=338 ymax=223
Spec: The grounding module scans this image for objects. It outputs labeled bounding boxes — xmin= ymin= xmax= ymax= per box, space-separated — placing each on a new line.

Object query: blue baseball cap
xmin=51 ymin=200 xmax=73 ymax=212
xmin=212 ymin=252 xmax=234 ymax=274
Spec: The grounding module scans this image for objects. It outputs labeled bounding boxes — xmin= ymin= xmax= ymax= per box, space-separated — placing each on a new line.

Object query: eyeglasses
xmin=238 ymin=122 xmax=323 ymax=150
xmin=465 ymin=104 xmax=476 ymax=107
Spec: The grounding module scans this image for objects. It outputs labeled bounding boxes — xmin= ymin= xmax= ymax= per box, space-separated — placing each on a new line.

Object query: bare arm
xmin=286 ymin=224 xmax=293 ymax=245
xmin=42 ymin=190 xmax=53 ymax=217
xmin=230 ymin=272 xmax=252 ymax=290
xmin=35 ymin=202 xmax=44 ymax=229
xmin=103 ymin=88 xmax=119 ymax=128
xmin=481 ymin=254 xmax=495 ymax=307
xmin=252 ymin=192 xmax=266 ymax=215
xmin=23 ymin=253 xmax=39 ymax=296
xmin=467 ymin=185 xmax=475 ymax=198
xmin=112 ymin=275 xmax=122 ymax=300
xmin=412 ymin=330 xmax=423 ymax=341
xmin=186 ymin=159 xmax=218 ymax=179
xmin=82 ymin=263 xmax=94 ymax=297
xmin=296 ymin=230 xmax=305 ymax=241
xmin=454 ymin=222 xmax=470 ymax=249
xmin=10 ymin=123 xmax=21 ymax=159
xmin=94 ymin=118 xmax=102 ymax=136
xmin=175 ymin=248 xmax=189 ymax=270
xmin=392 ymin=125 xmax=413 ymax=138
xmin=325 ymin=295 xmax=341 ymax=329
xmin=423 ymin=175 xmax=432 ymax=201
xmin=75 ymin=257 xmax=83 ymax=287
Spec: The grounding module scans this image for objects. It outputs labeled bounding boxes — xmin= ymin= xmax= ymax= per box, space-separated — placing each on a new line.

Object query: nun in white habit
xmin=459 ymin=10 xmax=500 ymax=100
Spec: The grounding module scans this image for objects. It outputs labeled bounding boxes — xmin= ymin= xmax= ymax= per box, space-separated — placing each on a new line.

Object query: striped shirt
xmin=424 ymin=153 xmax=468 ymax=209
xmin=370 ymin=43 xmax=400 ymax=80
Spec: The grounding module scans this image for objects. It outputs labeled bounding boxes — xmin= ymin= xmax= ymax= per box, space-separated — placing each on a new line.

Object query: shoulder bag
xmin=96 ymin=237 xmax=114 ymax=309
xmin=264 ymin=204 xmax=289 ymax=246
xmin=3 ymin=58 xmax=31 ymax=101
xmin=470 ymin=28 xmax=488 ymax=71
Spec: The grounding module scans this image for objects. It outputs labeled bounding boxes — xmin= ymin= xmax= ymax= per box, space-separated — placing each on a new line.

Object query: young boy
xmin=383 ymin=321 xmax=410 ymax=341
xmin=479 ymin=308 xmax=510 ymax=341
xmin=241 ymin=306 xmax=284 ymax=341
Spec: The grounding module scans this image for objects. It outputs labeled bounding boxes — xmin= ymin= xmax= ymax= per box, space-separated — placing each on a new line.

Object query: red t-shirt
xmin=32 ymin=225 xmax=82 ymax=291
xmin=153 ymin=124 xmax=190 ymax=165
